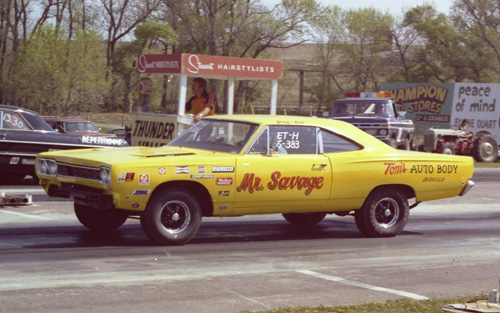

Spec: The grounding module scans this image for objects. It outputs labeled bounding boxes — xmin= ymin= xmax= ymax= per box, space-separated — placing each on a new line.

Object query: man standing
xmin=186 ymin=77 xmax=216 ymax=122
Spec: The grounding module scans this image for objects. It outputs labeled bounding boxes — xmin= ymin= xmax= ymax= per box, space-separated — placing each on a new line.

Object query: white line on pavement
xmin=297 ymin=269 xmax=429 ymax=301
xmin=0 ymin=209 xmax=49 ymax=220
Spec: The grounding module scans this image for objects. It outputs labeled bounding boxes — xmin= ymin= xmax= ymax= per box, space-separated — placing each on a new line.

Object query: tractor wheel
xmin=439 ymin=142 xmax=455 ymax=155
xmin=472 ymin=134 xmax=498 ymax=163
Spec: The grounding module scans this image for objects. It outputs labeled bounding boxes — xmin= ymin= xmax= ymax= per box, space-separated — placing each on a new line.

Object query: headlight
xmin=100 ymin=167 xmax=111 ymax=186
xmin=379 ymin=129 xmax=388 ymax=136
xmin=48 ymin=160 xmax=58 ymax=175
xmin=38 ymin=159 xmax=48 ymax=174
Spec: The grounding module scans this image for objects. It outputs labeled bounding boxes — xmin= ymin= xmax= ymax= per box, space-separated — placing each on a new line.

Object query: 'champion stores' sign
xmin=136 ymin=54 xmax=283 ymax=79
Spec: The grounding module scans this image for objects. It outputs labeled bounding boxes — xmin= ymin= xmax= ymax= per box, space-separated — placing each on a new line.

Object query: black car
xmin=330 ymin=92 xmax=414 ymax=150
xmin=0 ymin=105 xmax=128 ymax=183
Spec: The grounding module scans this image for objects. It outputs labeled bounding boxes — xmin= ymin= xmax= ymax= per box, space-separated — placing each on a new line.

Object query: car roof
xmin=43 ymin=117 xmax=94 ymax=123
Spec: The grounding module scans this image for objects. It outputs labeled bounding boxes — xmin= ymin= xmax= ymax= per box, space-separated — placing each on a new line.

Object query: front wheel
xmin=439 ymin=142 xmax=455 ymax=155
xmin=282 ymin=212 xmax=327 ymax=226
xmin=74 ymin=203 xmax=128 ymax=231
xmin=355 ymin=188 xmax=409 ymax=237
xmin=144 ymin=188 xmax=202 ymax=245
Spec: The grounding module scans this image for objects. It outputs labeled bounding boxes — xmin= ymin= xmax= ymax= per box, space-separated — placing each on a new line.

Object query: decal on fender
xmin=236 ymin=171 xmax=324 ymax=195
xmin=132 ymin=189 xmax=151 ymax=196
xmin=138 ymin=174 xmax=150 ymax=185
xmin=175 ymin=166 xmax=190 ymax=174
xmin=118 ymin=172 xmax=135 ymax=182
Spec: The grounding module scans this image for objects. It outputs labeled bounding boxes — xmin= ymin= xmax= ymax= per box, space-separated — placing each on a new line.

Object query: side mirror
xmin=398 ymin=111 xmax=407 ymax=118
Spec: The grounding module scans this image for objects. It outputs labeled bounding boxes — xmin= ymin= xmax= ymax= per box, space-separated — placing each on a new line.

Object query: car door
xmin=233 ymin=125 xmax=332 ymax=215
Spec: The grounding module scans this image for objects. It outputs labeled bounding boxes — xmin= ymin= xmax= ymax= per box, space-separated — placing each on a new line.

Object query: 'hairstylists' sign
xmin=136 ymin=53 xmax=282 ymax=80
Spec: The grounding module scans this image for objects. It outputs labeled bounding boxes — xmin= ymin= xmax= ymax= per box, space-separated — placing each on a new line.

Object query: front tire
xmin=282 ymin=212 xmax=326 ymax=226
xmin=439 ymin=142 xmax=455 ymax=155
xmin=74 ymin=203 xmax=128 ymax=231
xmin=355 ymin=188 xmax=409 ymax=237
xmin=144 ymin=188 xmax=202 ymax=245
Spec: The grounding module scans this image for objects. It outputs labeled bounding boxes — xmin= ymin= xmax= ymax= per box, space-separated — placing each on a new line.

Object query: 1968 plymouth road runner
xmin=36 ymin=115 xmax=474 ymax=245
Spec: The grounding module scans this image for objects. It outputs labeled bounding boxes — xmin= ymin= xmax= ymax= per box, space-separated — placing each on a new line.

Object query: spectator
xmin=186 ymin=78 xmax=216 ymax=122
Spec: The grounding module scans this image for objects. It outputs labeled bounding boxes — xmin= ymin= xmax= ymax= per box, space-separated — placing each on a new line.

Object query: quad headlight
xmin=37 ymin=158 xmax=57 ymax=176
xmin=100 ymin=167 xmax=111 ymax=186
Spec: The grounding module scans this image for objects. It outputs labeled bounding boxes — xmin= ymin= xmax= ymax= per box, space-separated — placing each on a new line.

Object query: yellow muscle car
xmin=36 ymin=115 xmax=474 ymax=245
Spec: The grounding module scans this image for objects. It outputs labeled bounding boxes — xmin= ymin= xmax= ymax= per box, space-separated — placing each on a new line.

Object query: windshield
xmin=332 ymin=100 xmax=395 ymax=118
xmin=65 ymin=121 xmax=98 ymax=132
xmin=168 ymin=120 xmax=259 ymax=154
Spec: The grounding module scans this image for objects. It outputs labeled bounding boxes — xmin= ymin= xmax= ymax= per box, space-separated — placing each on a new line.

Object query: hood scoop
xmin=145 ymin=152 xmax=196 ymax=158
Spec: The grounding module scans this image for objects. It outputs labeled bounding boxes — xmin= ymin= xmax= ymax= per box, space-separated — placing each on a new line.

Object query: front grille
xmin=57 ymin=163 xmax=101 ymax=181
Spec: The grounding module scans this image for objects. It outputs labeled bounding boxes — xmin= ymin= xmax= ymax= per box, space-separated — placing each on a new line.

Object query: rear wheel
xmin=473 ymin=134 xmax=498 ymax=163
xmin=74 ymin=203 xmax=128 ymax=231
xmin=144 ymin=188 xmax=202 ymax=245
xmin=355 ymin=188 xmax=409 ymax=237
xmin=282 ymin=212 xmax=327 ymax=226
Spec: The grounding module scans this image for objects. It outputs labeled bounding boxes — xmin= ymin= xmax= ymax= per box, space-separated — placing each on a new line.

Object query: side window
xmin=320 ymin=129 xmax=360 ymax=153
xmin=248 ymin=126 xmax=318 ymax=155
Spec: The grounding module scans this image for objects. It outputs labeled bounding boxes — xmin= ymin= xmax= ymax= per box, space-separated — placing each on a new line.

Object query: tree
xmin=9 ymin=26 xmax=110 ymax=115
xmin=336 ymin=8 xmax=394 ymax=91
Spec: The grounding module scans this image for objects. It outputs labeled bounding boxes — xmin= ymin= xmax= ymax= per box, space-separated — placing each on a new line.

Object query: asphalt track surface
xmin=0 ymin=168 xmax=498 ymax=313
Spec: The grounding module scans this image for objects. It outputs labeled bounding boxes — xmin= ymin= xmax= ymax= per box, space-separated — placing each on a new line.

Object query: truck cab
xmin=330 ymin=92 xmax=414 ymax=150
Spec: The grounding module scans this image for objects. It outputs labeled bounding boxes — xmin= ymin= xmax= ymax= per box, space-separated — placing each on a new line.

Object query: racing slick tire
xmin=74 ymin=203 xmax=129 ymax=231
xmin=354 ymin=188 xmax=409 ymax=237
xmin=282 ymin=212 xmax=327 ymax=226
xmin=144 ymin=188 xmax=202 ymax=246
xmin=472 ymin=134 xmax=498 ymax=163
xmin=439 ymin=142 xmax=455 ymax=155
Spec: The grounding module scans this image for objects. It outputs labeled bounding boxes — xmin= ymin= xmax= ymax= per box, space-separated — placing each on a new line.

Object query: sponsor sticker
xmin=159 ymin=167 xmax=166 ymax=175
xmin=138 ymin=174 xmax=150 ymax=185
xmin=9 ymin=157 xmax=20 ymax=165
xmin=212 ymin=166 xmax=234 ymax=173
xmin=218 ymin=191 xmax=230 ymax=196
xmin=198 ymin=166 xmax=206 ymax=173
xmin=175 ymin=166 xmax=190 ymax=174
xmin=132 ymin=189 xmax=151 ymax=196
xmin=216 ymin=177 xmax=233 ymax=185
xmin=190 ymin=174 xmax=214 ymax=179
xmin=118 ymin=172 xmax=135 ymax=182
xmin=218 ymin=204 xmax=228 ymax=210
xmin=131 ymin=202 xmax=140 ymax=209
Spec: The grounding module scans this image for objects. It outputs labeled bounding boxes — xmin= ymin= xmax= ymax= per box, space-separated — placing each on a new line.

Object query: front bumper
xmin=49 ymin=183 xmax=114 ymax=210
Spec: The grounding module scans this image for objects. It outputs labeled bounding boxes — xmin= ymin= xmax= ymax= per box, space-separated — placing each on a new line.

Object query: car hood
xmin=41 ymin=146 xmax=218 ymax=167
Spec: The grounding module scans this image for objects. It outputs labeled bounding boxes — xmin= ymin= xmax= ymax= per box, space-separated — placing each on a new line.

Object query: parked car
xmin=0 ymin=105 xmax=128 ymax=183
xmin=43 ymin=117 xmax=110 ymax=136
xmin=36 ymin=115 xmax=474 ymax=245
xmin=330 ymin=92 xmax=414 ymax=150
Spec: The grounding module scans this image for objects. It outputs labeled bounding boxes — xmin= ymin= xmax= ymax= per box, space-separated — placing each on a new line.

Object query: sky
xmin=262 ymin=0 xmax=453 ymax=16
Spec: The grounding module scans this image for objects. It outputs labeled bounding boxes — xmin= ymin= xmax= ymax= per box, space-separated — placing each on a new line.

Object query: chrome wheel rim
xmin=480 ymin=142 xmax=494 ymax=160
xmin=374 ymin=197 xmax=399 ymax=228
xmin=158 ymin=200 xmax=191 ymax=234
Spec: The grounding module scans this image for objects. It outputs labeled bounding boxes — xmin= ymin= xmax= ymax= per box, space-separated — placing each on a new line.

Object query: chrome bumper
xmin=460 ymin=180 xmax=474 ymax=196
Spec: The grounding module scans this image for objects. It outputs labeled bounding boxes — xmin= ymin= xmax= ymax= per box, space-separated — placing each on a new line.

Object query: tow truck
xmin=330 ymin=91 xmax=415 ymax=149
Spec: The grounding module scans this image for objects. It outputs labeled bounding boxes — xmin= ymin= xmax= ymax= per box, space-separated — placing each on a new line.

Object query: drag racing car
xmin=36 ymin=115 xmax=474 ymax=245
xmin=0 ymin=105 xmax=128 ymax=183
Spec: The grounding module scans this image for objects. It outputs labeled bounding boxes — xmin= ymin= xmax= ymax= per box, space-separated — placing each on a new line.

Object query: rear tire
xmin=144 ymin=188 xmax=202 ymax=245
xmin=473 ymin=134 xmax=498 ymax=163
xmin=355 ymin=188 xmax=409 ymax=237
xmin=282 ymin=212 xmax=327 ymax=226
xmin=74 ymin=203 xmax=128 ymax=231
